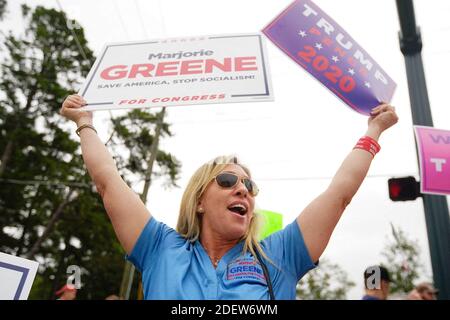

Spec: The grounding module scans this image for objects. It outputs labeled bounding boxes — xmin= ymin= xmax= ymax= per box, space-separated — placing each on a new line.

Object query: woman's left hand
xmin=368 ymin=103 xmax=399 ymax=134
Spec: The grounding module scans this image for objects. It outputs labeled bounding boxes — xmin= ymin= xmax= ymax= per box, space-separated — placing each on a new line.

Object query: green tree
xmin=29 ymin=180 xmax=126 ymax=300
xmin=0 ymin=4 xmax=181 ymax=299
xmin=0 ymin=0 xmax=6 ymax=20
xmin=0 ymin=4 xmax=94 ymax=258
xmin=0 ymin=5 xmax=110 ymax=299
xmin=110 ymin=108 xmax=180 ymax=190
xmin=296 ymin=259 xmax=355 ymax=300
xmin=381 ymin=223 xmax=424 ymax=294
xmin=0 ymin=4 xmax=93 ymax=179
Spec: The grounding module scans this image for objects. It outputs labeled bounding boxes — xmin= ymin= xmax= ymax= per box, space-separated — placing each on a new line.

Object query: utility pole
xmin=119 ymin=107 xmax=166 ymax=299
xmin=396 ymin=0 xmax=450 ymax=299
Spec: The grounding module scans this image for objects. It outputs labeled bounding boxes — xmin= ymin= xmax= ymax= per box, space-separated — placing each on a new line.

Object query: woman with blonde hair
xmin=60 ymin=94 xmax=398 ymax=299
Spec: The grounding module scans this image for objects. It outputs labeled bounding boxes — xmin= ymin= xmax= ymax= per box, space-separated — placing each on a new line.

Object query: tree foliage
xmin=0 ymin=0 xmax=6 ymax=20
xmin=0 ymin=3 xmax=180 ymax=299
xmin=0 ymin=3 xmax=94 ymax=258
xmin=111 ymin=108 xmax=180 ymax=190
xmin=381 ymin=224 xmax=424 ymax=294
xmin=296 ymin=259 xmax=355 ymax=300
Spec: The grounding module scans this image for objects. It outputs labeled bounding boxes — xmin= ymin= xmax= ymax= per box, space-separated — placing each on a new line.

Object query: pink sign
xmin=414 ymin=126 xmax=450 ymax=195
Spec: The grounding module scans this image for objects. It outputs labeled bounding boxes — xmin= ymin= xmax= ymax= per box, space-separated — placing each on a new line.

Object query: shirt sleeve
xmin=262 ymin=219 xmax=317 ymax=281
xmin=126 ymin=217 xmax=174 ymax=273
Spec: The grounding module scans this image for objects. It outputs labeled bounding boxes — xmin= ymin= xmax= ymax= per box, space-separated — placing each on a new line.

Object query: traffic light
xmin=388 ymin=176 xmax=421 ymax=201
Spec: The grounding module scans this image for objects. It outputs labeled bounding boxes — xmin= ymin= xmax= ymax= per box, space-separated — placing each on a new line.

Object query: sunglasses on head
xmin=214 ymin=172 xmax=259 ymax=196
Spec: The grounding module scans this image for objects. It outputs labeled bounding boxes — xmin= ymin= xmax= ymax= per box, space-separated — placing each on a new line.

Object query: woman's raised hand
xmin=368 ymin=103 xmax=399 ymax=134
xmin=60 ymin=94 xmax=93 ymax=126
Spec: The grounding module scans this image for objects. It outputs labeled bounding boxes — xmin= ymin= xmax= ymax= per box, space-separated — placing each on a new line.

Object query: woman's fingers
xmin=68 ymin=94 xmax=84 ymax=101
xmin=370 ymin=105 xmax=382 ymax=115
xmin=60 ymin=94 xmax=92 ymax=125
xmin=370 ymin=103 xmax=393 ymax=116
xmin=74 ymin=95 xmax=87 ymax=105
xmin=371 ymin=103 xmax=389 ymax=112
xmin=64 ymin=99 xmax=81 ymax=109
xmin=381 ymin=105 xmax=394 ymax=112
xmin=367 ymin=103 xmax=399 ymax=131
xmin=64 ymin=95 xmax=86 ymax=108
xmin=67 ymin=95 xmax=85 ymax=104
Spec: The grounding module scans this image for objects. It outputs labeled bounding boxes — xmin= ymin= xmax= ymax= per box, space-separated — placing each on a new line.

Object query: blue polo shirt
xmin=127 ymin=217 xmax=316 ymax=300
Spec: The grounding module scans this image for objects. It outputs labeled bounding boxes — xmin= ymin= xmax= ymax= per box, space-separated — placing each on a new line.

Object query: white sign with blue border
xmin=0 ymin=252 xmax=39 ymax=300
xmin=79 ymin=33 xmax=273 ymax=111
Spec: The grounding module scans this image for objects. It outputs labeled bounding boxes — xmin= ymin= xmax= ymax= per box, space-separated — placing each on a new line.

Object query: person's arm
xmin=60 ymin=95 xmax=150 ymax=254
xmin=297 ymin=104 xmax=398 ymax=262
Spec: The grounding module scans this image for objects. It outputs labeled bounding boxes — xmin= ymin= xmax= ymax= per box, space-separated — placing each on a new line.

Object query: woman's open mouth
xmin=227 ymin=203 xmax=248 ymax=216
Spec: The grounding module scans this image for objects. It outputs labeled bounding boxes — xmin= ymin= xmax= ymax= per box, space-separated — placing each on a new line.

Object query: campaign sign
xmin=0 ymin=252 xmax=39 ymax=300
xmin=414 ymin=126 xmax=450 ymax=195
xmin=262 ymin=0 xmax=396 ymax=115
xmin=79 ymin=34 xmax=273 ymax=111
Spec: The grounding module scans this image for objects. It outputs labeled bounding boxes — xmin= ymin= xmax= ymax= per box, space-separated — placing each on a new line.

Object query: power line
xmin=130 ymin=173 xmax=417 ymax=183
xmin=169 ymin=116 xmax=272 ymax=125
xmin=113 ymin=0 xmax=130 ymax=39
xmin=429 ymin=50 xmax=450 ymax=55
xmin=247 ymin=173 xmax=417 ymax=182
xmin=55 ymin=0 xmax=90 ymax=63
xmin=53 ymin=0 xmax=119 ymax=148
xmin=156 ymin=0 xmax=167 ymax=36
xmin=133 ymin=0 xmax=149 ymax=39
xmin=0 ymin=178 xmax=92 ymax=188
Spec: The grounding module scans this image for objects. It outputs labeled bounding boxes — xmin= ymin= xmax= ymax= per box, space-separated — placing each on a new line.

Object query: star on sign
xmin=348 ymin=68 xmax=355 ymax=75
xmin=298 ymin=30 xmax=307 ymax=38
xmin=332 ymin=56 xmax=339 ymax=63
xmin=315 ymin=43 xmax=323 ymax=50
xmin=364 ymin=82 xmax=371 ymax=88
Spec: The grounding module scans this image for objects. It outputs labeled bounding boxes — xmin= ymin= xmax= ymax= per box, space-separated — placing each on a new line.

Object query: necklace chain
xmin=205 ymin=248 xmax=220 ymax=268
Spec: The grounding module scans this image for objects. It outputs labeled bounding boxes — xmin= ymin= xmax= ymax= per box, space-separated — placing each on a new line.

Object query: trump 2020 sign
xmin=79 ymin=34 xmax=273 ymax=111
xmin=262 ymin=0 xmax=396 ymax=115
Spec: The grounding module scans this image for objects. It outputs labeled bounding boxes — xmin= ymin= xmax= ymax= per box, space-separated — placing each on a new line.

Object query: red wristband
xmin=355 ymin=142 xmax=378 ymax=154
xmin=353 ymin=136 xmax=381 ymax=157
xmin=354 ymin=145 xmax=376 ymax=157
xmin=360 ymin=136 xmax=380 ymax=152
